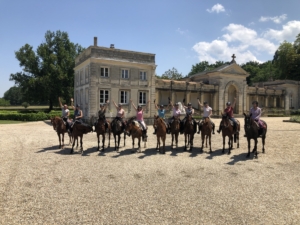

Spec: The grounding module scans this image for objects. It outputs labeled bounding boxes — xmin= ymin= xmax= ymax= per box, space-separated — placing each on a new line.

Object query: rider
xmin=71 ymin=98 xmax=83 ymax=125
xmin=58 ymin=97 xmax=70 ymax=132
xmin=153 ymin=99 xmax=170 ymax=134
xmin=197 ymin=99 xmax=215 ymax=134
xmin=181 ymin=102 xmax=197 ymax=134
xmin=168 ymin=101 xmax=181 ymax=131
xmin=112 ymin=100 xmax=126 ymax=131
xmin=245 ymin=101 xmax=266 ymax=136
xmin=130 ymin=99 xmax=150 ymax=138
xmin=217 ymin=97 xmax=238 ymax=133
xmin=94 ymin=100 xmax=109 ymax=132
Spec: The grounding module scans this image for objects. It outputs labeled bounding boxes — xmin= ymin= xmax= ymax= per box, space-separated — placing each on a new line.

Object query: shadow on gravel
xmin=226 ymin=152 xmax=253 ymax=165
xmin=81 ymin=147 xmax=99 ymax=156
xmin=97 ymin=146 xmax=118 ymax=156
xmin=43 ymin=120 xmax=52 ymax=126
xmin=189 ymin=148 xmax=204 ymax=157
xmin=111 ymin=148 xmax=134 ymax=158
xmin=36 ymin=145 xmax=59 ymax=153
xmin=205 ymin=149 xmax=226 ymax=160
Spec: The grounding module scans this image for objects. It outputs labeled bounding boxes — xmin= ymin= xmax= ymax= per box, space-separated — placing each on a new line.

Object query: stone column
xmin=285 ymin=94 xmax=289 ymax=110
xmin=213 ymin=90 xmax=218 ymax=115
xmin=265 ymin=96 xmax=268 ymax=108
xmin=274 ymin=96 xmax=277 ymax=108
xmin=172 ymin=92 xmax=176 ymax=104
xmin=186 ymin=91 xmax=191 ymax=104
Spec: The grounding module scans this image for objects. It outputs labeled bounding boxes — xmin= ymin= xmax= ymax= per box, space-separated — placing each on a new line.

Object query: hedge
xmin=0 ymin=112 xmax=74 ymax=121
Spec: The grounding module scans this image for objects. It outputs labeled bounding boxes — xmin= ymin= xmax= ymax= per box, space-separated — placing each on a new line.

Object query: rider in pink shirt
xmin=130 ymin=99 xmax=150 ymax=138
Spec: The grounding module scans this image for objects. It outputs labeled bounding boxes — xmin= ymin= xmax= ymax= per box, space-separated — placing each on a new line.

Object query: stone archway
xmin=228 ymin=85 xmax=238 ymax=113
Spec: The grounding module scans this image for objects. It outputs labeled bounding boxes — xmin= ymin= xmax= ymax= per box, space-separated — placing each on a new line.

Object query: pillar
xmin=285 ymin=94 xmax=289 ymax=110
xmin=265 ymin=96 xmax=268 ymax=108
xmin=186 ymin=91 xmax=191 ymax=104
xmin=274 ymin=96 xmax=277 ymax=108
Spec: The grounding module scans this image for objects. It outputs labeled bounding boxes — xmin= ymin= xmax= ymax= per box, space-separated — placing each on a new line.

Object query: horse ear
xmin=249 ymin=113 xmax=252 ymax=117
xmin=131 ymin=121 xmax=135 ymax=125
xmin=243 ymin=113 xmax=247 ymax=117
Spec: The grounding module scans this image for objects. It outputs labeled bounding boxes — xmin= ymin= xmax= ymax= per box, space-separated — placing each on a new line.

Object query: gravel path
xmin=0 ymin=117 xmax=299 ymax=224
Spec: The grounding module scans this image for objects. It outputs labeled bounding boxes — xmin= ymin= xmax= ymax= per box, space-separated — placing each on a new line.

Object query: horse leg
xmin=58 ymin=133 xmax=61 ymax=149
xmin=80 ymin=135 xmax=83 ymax=153
xmin=254 ymin=138 xmax=258 ymax=158
xmin=162 ymin=136 xmax=166 ymax=154
xmin=131 ymin=137 xmax=135 ymax=153
xmin=108 ymin=131 xmax=111 ymax=148
xmin=190 ymin=134 xmax=193 ymax=151
xmin=176 ymin=133 xmax=178 ymax=148
xmin=184 ymin=134 xmax=187 ymax=151
xmin=228 ymin=136 xmax=233 ymax=155
xmin=124 ymin=133 xmax=126 ymax=147
xmin=201 ymin=134 xmax=204 ymax=152
xmin=114 ymin=134 xmax=117 ymax=151
xmin=97 ymin=134 xmax=100 ymax=151
xmin=171 ymin=134 xmax=174 ymax=149
xmin=246 ymin=138 xmax=251 ymax=158
xmin=222 ymin=136 xmax=225 ymax=154
xmin=206 ymin=135 xmax=208 ymax=148
xmin=61 ymin=133 xmax=65 ymax=149
xmin=157 ymin=135 xmax=161 ymax=153
xmin=71 ymin=135 xmax=75 ymax=154
xmin=262 ymin=136 xmax=265 ymax=153
xmin=118 ymin=135 xmax=121 ymax=152
xmin=156 ymin=135 xmax=159 ymax=151
xmin=237 ymin=133 xmax=239 ymax=148
xmin=138 ymin=137 xmax=141 ymax=153
xmin=209 ymin=135 xmax=212 ymax=153
xmin=102 ymin=134 xmax=105 ymax=151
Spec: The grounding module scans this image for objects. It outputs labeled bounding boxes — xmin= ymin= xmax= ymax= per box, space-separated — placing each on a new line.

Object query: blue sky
xmin=1 ymin=0 xmax=300 ymax=97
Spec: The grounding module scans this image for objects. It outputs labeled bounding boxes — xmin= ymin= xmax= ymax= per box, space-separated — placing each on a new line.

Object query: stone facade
xmin=74 ymin=38 xmax=156 ymax=122
xmin=75 ymin=39 xmax=299 ymax=122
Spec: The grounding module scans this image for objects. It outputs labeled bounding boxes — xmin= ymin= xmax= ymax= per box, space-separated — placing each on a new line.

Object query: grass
xmin=0 ymin=105 xmax=49 ymax=110
xmin=289 ymin=116 xmax=300 ymax=122
xmin=0 ymin=120 xmax=29 ymax=124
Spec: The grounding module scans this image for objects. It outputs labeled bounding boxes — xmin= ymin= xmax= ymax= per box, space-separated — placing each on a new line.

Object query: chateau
xmin=74 ymin=38 xmax=300 ymax=122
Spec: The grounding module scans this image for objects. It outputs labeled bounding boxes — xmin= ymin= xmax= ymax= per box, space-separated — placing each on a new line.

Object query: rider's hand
xmin=71 ymin=98 xmax=73 ymax=102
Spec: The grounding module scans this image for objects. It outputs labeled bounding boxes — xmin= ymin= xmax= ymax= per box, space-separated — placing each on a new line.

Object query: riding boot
xmin=212 ymin=123 xmax=215 ymax=134
xmin=197 ymin=124 xmax=202 ymax=134
xmin=143 ymin=130 xmax=148 ymax=138
xmin=180 ymin=121 xmax=184 ymax=134
xmin=153 ymin=128 xmax=157 ymax=135
xmin=193 ymin=122 xmax=197 ymax=134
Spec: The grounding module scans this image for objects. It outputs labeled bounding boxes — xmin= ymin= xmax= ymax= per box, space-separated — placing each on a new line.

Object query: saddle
xmin=133 ymin=120 xmax=147 ymax=131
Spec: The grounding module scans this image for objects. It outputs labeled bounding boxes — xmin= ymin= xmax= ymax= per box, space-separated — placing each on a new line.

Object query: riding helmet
xmin=203 ymin=101 xmax=208 ymax=105
xmin=226 ymin=102 xmax=231 ymax=106
xmin=160 ymin=105 xmax=164 ymax=108
xmin=138 ymin=105 xmax=142 ymax=109
xmin=175 ymin=103 xmax=179 ymax=106
xmin=252 ymin=100 xmax=258 ymax=105
xmin=187 ymin=103 xmax=192 ymax=106
xmin=76 ymin=104 xmax=80 ymax=108
xmin=118 ymin=103 xmax=122 ymax=107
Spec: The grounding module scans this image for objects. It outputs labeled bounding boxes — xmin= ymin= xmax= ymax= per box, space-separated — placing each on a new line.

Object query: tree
xmin=188 ymin=61 xmax=228 ymax=76
xmin=3 ymin=86 xmax=23 ymax=105
xmin=0 ymin=98 xmax=10 ymax=106
xmin=160 ymin=67 xmax=183 ymax=80
xmin=22 ymin=102 xmax=30 ymax=108
xmin=9 ymin=30 xmax=84 ymax=110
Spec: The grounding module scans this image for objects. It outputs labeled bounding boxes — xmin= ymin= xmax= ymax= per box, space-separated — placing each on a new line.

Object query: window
xmin=139 ymin=92 xmax=147 ymax=105
xmin=80 ymin=89 xmax=83 ymax=105
xmin=80 ymin=70 xmax=83 ymax=85
xmin=76 ymin=72 xmax=79 ymax=86
xmin=85 ymin=66 xmax=89 ymax=83
xmin=120 ymin=91 xmax=129 ymax=104
xmin=140 ymin=71 xmax=147 ymax=80
xmin=85 ymin=89 xmax=89 ymax=104
xmin=101 ymin=67 xmax=109 ymax=77
xmin=100 ymin=90 xmax=109 ymax=104
xmin=121 ymin=69 xmax=129 ymax=79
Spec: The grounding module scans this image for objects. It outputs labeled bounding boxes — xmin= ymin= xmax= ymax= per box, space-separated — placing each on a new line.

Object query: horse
xmin=200 ymin=117 xmax=212 ymax=153
xmin=170 ymin=116 xmax=180 ymax=149
xmin=94 ymin=116 xmax=111 ymax=151
xmin=220 ymin=113 xmax=240 ymax=154
xmin=183 ymin=114 xmax=195 ymax=151
xmin=153 ymin=116 xmax=167 ymax=154
xmin=70 ymin=121 xmax=93 ymax=154
xmin=50 ymin=116 xmax=72 ymax=149
xmin=111 ymin=118 xmax=126 ymax=152
xmin=243 ymin=113 xmax=267 ymax=158
xmin=125 ymin=117 xmax=147 ymax=153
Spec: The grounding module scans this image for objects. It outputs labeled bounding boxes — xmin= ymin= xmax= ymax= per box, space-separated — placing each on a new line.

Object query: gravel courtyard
xmin=0 ymin=117 xmax=299 ymax=224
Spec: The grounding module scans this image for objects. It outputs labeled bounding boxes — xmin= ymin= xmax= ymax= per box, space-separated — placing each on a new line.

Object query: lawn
xmin=0 ymin=120 xmax=28 ymax=124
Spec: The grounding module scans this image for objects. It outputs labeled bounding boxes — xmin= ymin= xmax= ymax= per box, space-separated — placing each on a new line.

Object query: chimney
xmin=94 ymin=37 xmax=97 ymax=46
xmin=110 ymin=44 xmax=115 ymax=49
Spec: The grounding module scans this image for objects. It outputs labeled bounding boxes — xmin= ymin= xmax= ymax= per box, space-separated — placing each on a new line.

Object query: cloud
xmin=259 ymin=14 xmax=287 ymax=24
xmin=176 ymin=28 xmax=188 ymax=35
xmin=263 ymin=20 xmax=300 ymax=42
xmin=206 ymin=4 xmax=225 ymax=13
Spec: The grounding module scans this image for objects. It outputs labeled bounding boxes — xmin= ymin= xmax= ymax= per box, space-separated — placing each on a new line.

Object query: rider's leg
xmin=193 ymin=118 xmax=197 ymax=133
xmin=217 ymin=121 xmax=222 ymax=133
xmin=211 ymin=120 xmax=215 ymax=134
xmin=197 ymin=119 xmax=203 ymax=134
xmin=230 ymin=118 xmax=237 ymax=133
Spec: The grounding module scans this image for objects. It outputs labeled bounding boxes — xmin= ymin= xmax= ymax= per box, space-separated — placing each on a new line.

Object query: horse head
xmin=221 ymin=113 xmax=230 ymax=128
xmin=243 ymin=112 xmax=253 ymax=130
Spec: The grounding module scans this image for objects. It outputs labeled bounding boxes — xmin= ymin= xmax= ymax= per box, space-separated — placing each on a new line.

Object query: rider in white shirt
xmin=197 ymin=99 xmax=215 ymax=134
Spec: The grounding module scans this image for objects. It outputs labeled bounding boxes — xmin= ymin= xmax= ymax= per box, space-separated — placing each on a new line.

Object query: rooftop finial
xmin=231 ymin=54 xmax=236 ymax=63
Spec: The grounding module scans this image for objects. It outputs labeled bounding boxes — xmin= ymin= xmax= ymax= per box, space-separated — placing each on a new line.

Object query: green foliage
xmin=0 ymin=110 xmax=74 ymax=121
xmin=289 ymin=116 xmax=300 ymax=122
xmin=3 ymin=86 xmax=23 ymax=105
xmin=0 ymin=98 xmax=11 ymax=106
xmin=160 ymin=67 xmax=183 ymax=80
xmin=9 ymin=30 xmax=84 ymax=110
xmin=22 ymin=102 xmax=30 ymax=108
xmin=188 ymin=61 xmax=228 ymax=76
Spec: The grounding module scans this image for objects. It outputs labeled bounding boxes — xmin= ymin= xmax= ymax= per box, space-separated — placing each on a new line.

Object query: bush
xmin=22 ymin=102 xmax=30 ymax=108
xmin=0 ymin=98 xmax=11 ymax=106
xmin=0 ymin=111 xmax=74 ymax=121
xmin=289 ymin=116 xmax=300 ymax=122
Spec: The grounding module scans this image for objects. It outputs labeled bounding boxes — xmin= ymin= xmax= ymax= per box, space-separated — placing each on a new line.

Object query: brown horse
xmin=125 ymin=117 xmax=147 ymax=153
xmin=200 ymin=117 xmax=212 ymax=153
xmin=170 ymin=116 xmax=180 ymax=149
xmin=111 ymin=118 xmax=126 ymax=152
xmin=243 ymin=113 xmax=267 ymax=158
xmin=50 ymin=116 xmax=72 ymax=149
xmin=220 ymin=114 xmax=240 ymax=154
xmin=183 ymin=114 xmax=195 ymax=151
xmin=70 ymin=122 xmax=93 ymax=154
xmin=153 ymin=116 xmax=167 ymax=154
xmin=95 ymin=116 xmax=111 ymax=151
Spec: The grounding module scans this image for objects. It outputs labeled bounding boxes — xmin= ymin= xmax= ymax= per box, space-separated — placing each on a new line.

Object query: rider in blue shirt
xmin=153 ymin=100 xmax=169 ymax=134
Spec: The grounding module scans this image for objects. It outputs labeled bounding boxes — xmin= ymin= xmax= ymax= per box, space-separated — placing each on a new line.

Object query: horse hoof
xmin=209 ymin=150 xmax=212 ymax=154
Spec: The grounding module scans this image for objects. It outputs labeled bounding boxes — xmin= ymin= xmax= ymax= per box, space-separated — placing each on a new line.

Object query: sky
xmin=1 ymin=0 xmax=300 ymax=97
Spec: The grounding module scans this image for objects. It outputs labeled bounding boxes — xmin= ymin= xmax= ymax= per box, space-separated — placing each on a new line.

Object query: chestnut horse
xmin=153 ymin=116 xmax=167 ymax=154
xmin=200 ymin=117 xmax=212 ymax=153
xmin=243 ymin=113 xmax=267 ymax=158
xmin=220 ymin=114 xmax=240 ymax=154
xmin=95 ymin=116 xmax=111 ymax=151
xmin=111 ymin=119 xmax=126 ymax=152
xmin=70 ymin=122 xmax=93 ymax=154
xmin=183 ymin=114 xmax=195 ymax=151
xmin=50 ymin=116 xmax=72 ymax=149
xmin=170 ymin=116 xmax=180 ymax=149
xmin=125 ymin=117 xmax=147 ymax=153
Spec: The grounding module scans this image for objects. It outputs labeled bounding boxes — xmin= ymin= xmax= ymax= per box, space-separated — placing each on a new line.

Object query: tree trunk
xmin=49 ymin=99 xmax=53 ymax=111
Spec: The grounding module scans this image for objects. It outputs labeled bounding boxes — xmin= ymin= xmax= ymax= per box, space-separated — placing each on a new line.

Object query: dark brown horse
xmin=70 ymin=122 xmax=93 ymax=154
xmin=183 ymin=114 xmax=195 ymax=151
xmin=170 ymin=116 xmax=180 ymax=149
xmin=153 ymin=116 xmax=167 ymax=154
xmin=200 ymin=117 xmax=212 ymax=153
xmin=111 ymin=118 xmax=126 ymax=152
xmin=95 ymin=116 xmax=111 ymax=151
xmin=243 ymin=113 xmax=267 ymax=158
xmin=50 ymin=116 xmax=72 ymax=149
xmin=220 ymin=114 xmax=240 ymax=154
xmin=125 ymin=117 xmax=146 ymax=153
